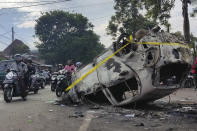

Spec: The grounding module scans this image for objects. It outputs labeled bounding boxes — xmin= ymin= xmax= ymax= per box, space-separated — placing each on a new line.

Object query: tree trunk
xmin=182 ymin=0 xmax=190 ymax=44
xmin=193 ymin=43 xmax=196 ymax=58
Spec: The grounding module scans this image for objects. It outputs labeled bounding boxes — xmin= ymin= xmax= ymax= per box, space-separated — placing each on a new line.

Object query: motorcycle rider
xmin=57 ymin=64 xmax=63 ymax=71
xmin=14 ymin=54 xmax=28 ymax=94
xmin=26 ymin=58 xmax=36 ymax=87
xmin=65 ymin=60 xmax=76 ymax=74
xmin=192 ymin=58 xmax=197 ymax=88
xmin=64 ymin=60 xmax=76 ymax=86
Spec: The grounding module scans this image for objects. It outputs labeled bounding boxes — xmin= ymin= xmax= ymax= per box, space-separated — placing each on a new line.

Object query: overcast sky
xmin=0 ymin=0 xmax=196 ymax=51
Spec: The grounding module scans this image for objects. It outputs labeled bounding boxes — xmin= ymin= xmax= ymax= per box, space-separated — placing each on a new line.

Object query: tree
xmin=109 ymin=0 xmax=197 ymax=44
xmin=107 ymin=0 xmax=157 ymax=39
xmin=142 ymin=0 xmax=197 ymax=43
xmin=13 ymin=44 xmax=30 ymax=55
xmin=174 ymin=31 xmax=197 ymax=57
xmin=35 ymin=11 xmax=104 ymax=65
xmin=142 ymin=0 xmax=175 ymax=27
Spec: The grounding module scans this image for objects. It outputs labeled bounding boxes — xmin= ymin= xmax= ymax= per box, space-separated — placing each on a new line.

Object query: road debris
xmin=45 ymin=100 xmax=55 ymax=104
xmin=60 ymin=104 xmax=65 ymax=107
xmin=124 ymin=114 xmax=135 ymax=118
xmin=49 ymin=109 xmax=53 ymax=112
xmin=27 ymin=120 xmax=33 ymax=123
xmin=69 ymin=112 xmax=84 ymax=118
xmin=135 ymin=123 xmax=145 ymax=127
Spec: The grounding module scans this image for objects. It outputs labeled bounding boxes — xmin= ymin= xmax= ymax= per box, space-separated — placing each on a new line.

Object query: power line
xmin=0 ymin=1 xmax=113 ymax=16
xmin=90 ymin=15 xmax=112 ymax=21
xmin=0 ymin=1 xmax=68 ymax=4
xmin=0 ymin=0 xmax=70 ymax=10
xmin=0 ymin=24 xmax=8 ymax=32
xmin=15 ymin=33 xmax=29 ymax=44
xmin=0 ymin=40 xmax=9 ymax=46
xmin=0 ymin=31 xmax=11 ymax=36
xmin=14 ymin=14 xmax=112 ymax=27
xmin=0 ymin=34 xmax=11 ymax=40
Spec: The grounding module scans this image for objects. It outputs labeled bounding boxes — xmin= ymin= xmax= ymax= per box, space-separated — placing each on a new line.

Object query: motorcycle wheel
xmin=56 ymin=85 xmax=63 ymax=97
xmin=34 ymin=89 xmax=38 ymax=94
xmin=22 ymin=96 xmax=27 ymax=101
xmin=41 ymin=81 xmax=45 ymax=89
xmin=51 ymin=84 xmax=55 ymax=92
xmin=21 ymin=90 xmax=28 ymax=101
xmin=4 ymin=87 xmax=13 ymax=103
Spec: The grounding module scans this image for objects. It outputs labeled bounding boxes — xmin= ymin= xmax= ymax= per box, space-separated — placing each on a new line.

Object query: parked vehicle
xmin=51 ymin=72 xmax=58 ymax=92
xmin=56 ymin=71 xmax=71 ymax=97
xmin=3 ymin=68 xmax=28 ymax=103
xmin=35 ymin=72 xmax=46 ymax=89
xmin=42 ymin=69 xmax=51 ymax=84
xmin=0 ymin=60 xmax=15 ymax=89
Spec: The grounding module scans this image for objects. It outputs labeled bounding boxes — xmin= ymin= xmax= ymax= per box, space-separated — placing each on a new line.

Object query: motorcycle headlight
xmin=6 ymin=72 xmax=14 ymax=80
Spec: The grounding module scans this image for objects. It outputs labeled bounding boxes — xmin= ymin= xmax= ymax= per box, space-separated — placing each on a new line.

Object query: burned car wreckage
xmin=65 ymin=28 xmax=193 ymax=106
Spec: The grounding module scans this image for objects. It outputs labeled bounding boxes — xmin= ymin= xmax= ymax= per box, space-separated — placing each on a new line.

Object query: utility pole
xmin=11 ymin=27 xmax=15 ymax=58
xmin=12 ymin=27 xmax=14 ymax=42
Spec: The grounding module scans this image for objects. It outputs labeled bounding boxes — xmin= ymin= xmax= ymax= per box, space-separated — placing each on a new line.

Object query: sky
xmin=0 ymin=0 xmax=197 ymax=51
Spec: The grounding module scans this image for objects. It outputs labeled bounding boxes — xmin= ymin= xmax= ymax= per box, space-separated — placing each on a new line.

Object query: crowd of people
xmin=12 ymin=54 xmax=81 ymax=95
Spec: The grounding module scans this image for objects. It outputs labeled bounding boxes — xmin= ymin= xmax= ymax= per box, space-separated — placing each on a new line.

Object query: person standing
xmin=192 ymin=58 xmax=197 ymax=88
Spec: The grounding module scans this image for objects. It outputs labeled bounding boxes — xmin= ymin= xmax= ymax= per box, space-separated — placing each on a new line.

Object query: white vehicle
xmin=66 ymin=30 xmax=192 ymax=106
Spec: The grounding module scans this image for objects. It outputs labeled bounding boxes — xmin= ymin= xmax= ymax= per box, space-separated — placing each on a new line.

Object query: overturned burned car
xmin=66 ymin=29 xmax=193 ymax=106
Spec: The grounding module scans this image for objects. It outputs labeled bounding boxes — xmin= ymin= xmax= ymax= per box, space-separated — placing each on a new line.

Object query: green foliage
xmin=0 ymin=58 xmax=6 ymax=61
xmin=35 ymin=10 xmax=104 ymax=65
xmin=107 ymin=0 xmax=157 ymax=39
xmin=173 ymin=31 xmax=197 ymax=57
xmin=142 ymin=0 xmax=175 ymax=26
xmin=13 ymin=44 xmax=30 ymax=55
xmin=108 ymin=0 xmax=197 ymax=43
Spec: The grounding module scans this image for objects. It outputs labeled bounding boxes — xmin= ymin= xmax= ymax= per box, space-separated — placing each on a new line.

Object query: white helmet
xmin=76 ymin=62 xmax=82 ymax=67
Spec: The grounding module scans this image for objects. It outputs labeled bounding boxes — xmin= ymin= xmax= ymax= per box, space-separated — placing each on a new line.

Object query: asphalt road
xmin=0 ymin=86 xmax=84 ymax=131
xmin=1 ymin=87 xmax=197 ymax=131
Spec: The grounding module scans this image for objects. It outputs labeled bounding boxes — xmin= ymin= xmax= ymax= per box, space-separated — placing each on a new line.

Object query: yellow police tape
xmin=65 ymin=35 xmax=189 ymax=91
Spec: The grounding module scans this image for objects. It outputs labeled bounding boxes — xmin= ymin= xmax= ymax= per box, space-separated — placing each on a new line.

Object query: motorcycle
xmin=28 ymin=74 xmax=40 ymax=94
xmin=56 ymin=71 xmax=71 ymax=97
xmin=3 ymin=69 xmax=28 ymax=103
xmin=51 ymin=72 xmax=58 ymax=92
xmin=42 ymin=70 xmax=51 ymax=85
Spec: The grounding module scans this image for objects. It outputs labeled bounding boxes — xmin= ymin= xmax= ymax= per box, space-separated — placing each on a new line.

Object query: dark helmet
xmin=27 ymin=57 xmax=32 ymax=63
xmin=58 ymin=64 xmax=63 ymax=69
xmin=14 ymin=54 xmax=22 ymax=63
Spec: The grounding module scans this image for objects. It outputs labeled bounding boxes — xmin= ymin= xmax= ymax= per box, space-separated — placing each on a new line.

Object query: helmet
xmin=76 ymin=62 xmax=82 ymax=67
xmin=27 ymin=57 xmax=32 ymax=63
xmin=58 ymin=64 xmax=63 ymax=66
xmin=14 ymin=54 xmax=22 ymax=63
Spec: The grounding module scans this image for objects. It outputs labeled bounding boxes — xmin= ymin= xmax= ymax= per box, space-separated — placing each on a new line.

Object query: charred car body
xmin=66 ymin=29 xmax=192 ymax=106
